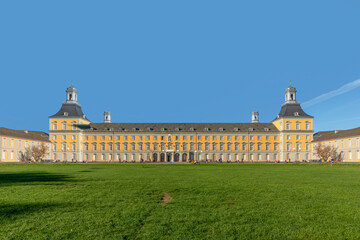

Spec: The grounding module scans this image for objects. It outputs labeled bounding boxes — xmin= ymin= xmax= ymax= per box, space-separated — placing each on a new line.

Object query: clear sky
xmin=1 ymin=0 xmax=360 ymax=133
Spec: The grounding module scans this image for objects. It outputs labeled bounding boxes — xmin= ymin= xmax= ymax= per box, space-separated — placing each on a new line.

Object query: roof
xmin=49 ymin=103 xmax=89 ymax=120
xmin=313 ymin=127 xmax=360 ymax=143
xmin=0 ymin=127 xmax=50 ymax=142
xmin=273 ymin=103 xmax=313 ymax=120
xmin=78 ymin=122 xmax=279 ymax=133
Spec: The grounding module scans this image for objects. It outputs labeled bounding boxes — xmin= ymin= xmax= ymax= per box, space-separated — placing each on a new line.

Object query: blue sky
xmin=1 ymin=1 xmax=360 ymax=133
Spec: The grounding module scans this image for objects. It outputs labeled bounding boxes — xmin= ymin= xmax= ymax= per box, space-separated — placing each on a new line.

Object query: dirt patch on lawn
xmin=160 ymin=192 xmax=173 ymax=204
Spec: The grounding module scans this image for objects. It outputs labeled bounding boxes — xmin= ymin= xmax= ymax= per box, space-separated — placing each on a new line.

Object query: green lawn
xmin=1 ymin=163 xmax=360 ymax=239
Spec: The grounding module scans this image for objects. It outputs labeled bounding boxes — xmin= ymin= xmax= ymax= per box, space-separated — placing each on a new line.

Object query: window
xmin=131 ymin=143 xmax=136 ymax=151
xmin=235 ymin=136 xmax=239 ymax=141
xmin=220 ymin=143 xmax=224 ymax=151
xmin=235 ymin=143 xmax=239 ymax=151
xmin=212 ymin=143 xmax=217 ymax=151
xmin=101 ymin=143 xmax=105 ymax=151
xmin=258 ymin=154 xmax=261 ymax=161
xmin=62 ymin=143 xmax=66 ymax=151
xmin=183 ymin=136 xmax=187 ymax=140
xmin=205 ymin=143 xmax=209 ymax=151
xmin=53 ymin=143 xmax=57 ymax=151
xmin=266 ymin=143 xmax=270 ymax=151
xmin=357 ymin=138 xmax=359 ymax=147
xmin=349 ymin=151 xmax=352 ymax=160
xmin=213 ymin=136 xmax=217 ymax=140
xmin=305 ymin=122 xmax=310 ymax=130
xmin=242 ymin=136 xmax=246 ymax=141
xmin=167 ymin=143 xmax=172 ymax=150
xmin=250 ymin=143 xmax=254 ymax=151
xmin=175 ymin=143 xmax=180 ymax=151
xmin=296 ymin=135 xmax=300 ymax=140
xmin=175 ymin=136 xmax=179 ymax=141
xmin=84 ymin=136 xmax=89 ymax=141
xmin=287 ymin=143 xmax=291 ymax=152
xmin=227 ymin=143 xmax=232 ymax=151
xmin=250 ymin=136 xmax=254 ymax=140
xmin=198 ymin=136 xmax=202 ymax=141
xmin=296 ymin=122 xmax=300 ymax=130
xmin=227 ymin=136 xmax=231 ymax=141
xmin=161 ymin=143 xmax=165 ymax=151
xmin=258 ymin=136 xmax=262 ymax=141
xmin=257 ymin=143 xmax=262 ymax=151
xmin=72 ymin=135 xmax=76 ymax=140
xmin=62 ymin=135 xmax=66 ymax=140
xmin=138 ymin=143 xmax=143 ymax=151
xmin=116 ymin=143 xmax=120 ymax=151
xmin=357 ymin=150 xmax=360 ymax=160
xmin=306 ymin=135 xmax=310 ymax=140
xmin=93 ymin=136 xmax=97 ymax=141
xmin=109 ymin=136 xmax=113 ymax=141
xmin=242 ymin=143 xmax=247 ymax=151
xmin=205 ymin=136 xmax=209 ymax=141
xmin=71 ymin=143 xmax=76 ymax=151
xmin=198 ymin=143 xmax=202 ymax=151
xmin=161 ymin=136 xmax=165 ymax=141
xmin=286 ymin=122 xmax=290 ymax=130
xmin=62 ymin=122 xmax=67 ymax=130
xmin=266 ymin=136 xmax=270 ymax=141
xmin=220 ymin=136 xmax=224 ymax=141
xmin=124 ymin=143 xmax=128 ymax=151
xmin=190 ymin=143 xmax=194 ymax=151
xmin=131 ymin=136 xmax=135 ymax=141
xmin=306 ymin=143 xmax=310 ymax=151
xmin=109 ymin=143 xmax=113 ymax=151
xmin=116 ymin=136 xmax=120 ymax=140
xmin=92 ymin=143 xmax=97 ymax=151
xmin=139 ymin=136 xmax=143 ymax=141
xmin=53 ymin=122 xmax=58 ymax=130
xmin=146 ymin=143 xmax=150 ymax=151
xmin=274 ymin=136 xmax=278 ymax=141
xmin=190 ymin=136 xmax=194 ymax=141
xmin=153 ymin=143 xmax=158 ymax=151
xmin=124 ymin=136 xmax=128 ymax=141
xmin=72 ymin=122 xmax=76 ymax=130
xmin=183 ymin=143 xmax=187 ymax=151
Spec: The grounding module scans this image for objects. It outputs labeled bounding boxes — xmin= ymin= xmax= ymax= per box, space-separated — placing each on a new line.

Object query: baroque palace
xmin=48 ymin=85 xmax=314 ymax=163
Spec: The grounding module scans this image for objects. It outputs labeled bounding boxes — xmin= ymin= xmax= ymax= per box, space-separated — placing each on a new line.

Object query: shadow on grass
xmin=0 ymin=172 xmax=73 ymax=186
xmin=0 ymin=203 xmax=61 ymax=220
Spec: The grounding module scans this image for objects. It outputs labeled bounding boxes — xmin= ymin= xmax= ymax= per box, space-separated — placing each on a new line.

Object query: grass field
xmin=1 ymin=163 xmax=360 ymax=239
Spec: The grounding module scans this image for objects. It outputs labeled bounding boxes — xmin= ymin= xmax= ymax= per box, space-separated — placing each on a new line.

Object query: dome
xmin=285 ymin=85 xmax=296 ymax=93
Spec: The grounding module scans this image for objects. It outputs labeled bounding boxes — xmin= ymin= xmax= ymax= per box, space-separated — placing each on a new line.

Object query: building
xmin=0 ymin=127 xmax=51 ymax=162
xmin=312 ymin=127 xmax=360 ymax=162
xmin=49 ymin=85 xmax=314 ymax=163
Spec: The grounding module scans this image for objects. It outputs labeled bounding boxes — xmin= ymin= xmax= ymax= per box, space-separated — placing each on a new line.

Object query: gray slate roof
xmin=313 ymin=127 xmax=360 ymax=142
xmin=79 ymin=122 xmax=279 ymax=133
xmin=0 ymin=127 xmax=50 ymax=142
xmin=274 ymin=103 xmax=313 ymax=120
xmin=49 ymin=103 xmax=89 ymax=120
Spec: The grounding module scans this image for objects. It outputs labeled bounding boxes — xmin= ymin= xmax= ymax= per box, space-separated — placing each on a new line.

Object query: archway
xmin=153 ymin=153 xmax=158 ymax=162
xmin=182 ymin=153 xmax=187 ymax=162
xmin=174 ymin=153 xmax=180 ymax=162
xmin=167 ymin=153 xmax=172 ymax=162
xmin=160 ymin=153 xmax=165 ymax=162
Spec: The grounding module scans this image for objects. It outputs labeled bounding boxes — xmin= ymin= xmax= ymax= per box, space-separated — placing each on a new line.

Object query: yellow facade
xmin=48 ymin=85 xmax=314 ymax=163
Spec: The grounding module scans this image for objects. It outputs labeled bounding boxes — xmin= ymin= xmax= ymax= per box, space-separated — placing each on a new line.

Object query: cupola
xmin=252 ymin=111 xmax=259 ymax=123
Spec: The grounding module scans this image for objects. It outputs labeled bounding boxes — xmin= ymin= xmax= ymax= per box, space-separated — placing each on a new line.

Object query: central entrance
xmin=166 ymin=153 xmax=172 ymax=162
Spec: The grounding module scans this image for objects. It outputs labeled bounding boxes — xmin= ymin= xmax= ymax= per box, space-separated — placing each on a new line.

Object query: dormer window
xmin=234 ymin=128 xmax=239 ymax=131
xmin=190 ymin=128 xmax=195 ymax=131
xmin=294 ymin=112 xmax=299 ymax=116
xmin=205 ymin=128 xmax=210 ymax=131
xmin=264 ymin=128 xmax=269 ymax=132
xmin=249 ymin=128 xmax=254 ymax=132
xmin=175 ymin=128 xmax=180 ymax=131
xmin=63 ymin=112 xmax=69 ymax=116
xmin=219 ymin=128 xmax=224 ymax=131
xmin=161 ymin=128 xmax=166 ymax=132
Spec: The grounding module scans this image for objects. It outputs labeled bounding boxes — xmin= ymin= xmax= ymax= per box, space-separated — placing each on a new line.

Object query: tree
xmin=31 ymin=143 xmax=49 ymax=162
xmin=18 ymin=147 xmax=32 ymax=163
xmin=314 ymin=143 xmax=342 ymax=163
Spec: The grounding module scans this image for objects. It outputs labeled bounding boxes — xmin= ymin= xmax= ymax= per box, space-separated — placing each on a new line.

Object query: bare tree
xmin=314 ymin=143 xmax=342 ymax=163
xmin=18 ymin=147 xmax=32 ymax=163
xmin=31 ymin=143 xmax=49 ymax=162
